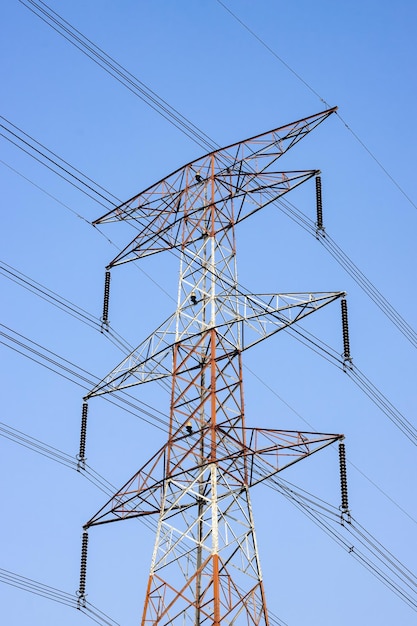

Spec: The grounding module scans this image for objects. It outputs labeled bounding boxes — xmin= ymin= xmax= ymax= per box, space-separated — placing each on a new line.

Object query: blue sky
xmin=1 ymin=1 xmax=416 ymax=624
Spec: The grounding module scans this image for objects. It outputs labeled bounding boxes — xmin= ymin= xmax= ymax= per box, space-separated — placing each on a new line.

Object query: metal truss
xmin=82 ymin=107 xmax=344 ymax=625
xmin=86 ymin=291 xmax=344 ymax=397
xmin=84 ymin=428 xmax=342 ymax=527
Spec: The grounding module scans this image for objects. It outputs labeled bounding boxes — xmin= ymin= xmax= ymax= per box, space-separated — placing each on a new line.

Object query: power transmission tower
xmin=78 ymin=107 xmax=347 ymax=625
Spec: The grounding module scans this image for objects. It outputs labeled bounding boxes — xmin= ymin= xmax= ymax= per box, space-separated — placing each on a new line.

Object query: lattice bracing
xmin=82 ymin=107 xmax=344 ymax=625
xmin=85 ymin=428 xmax=342 ymax=528
xmin=85 ymin=291 xmax=345 ymax=399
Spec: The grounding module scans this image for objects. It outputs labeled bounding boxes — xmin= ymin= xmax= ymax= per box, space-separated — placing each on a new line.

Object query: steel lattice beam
xmin=81 ymin=107 xmax=343 ymax=626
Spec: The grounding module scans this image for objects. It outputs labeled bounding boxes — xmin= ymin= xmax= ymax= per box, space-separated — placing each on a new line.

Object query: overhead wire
xmin=252 ymin=463 xmax=417 ymax=613
xmin=215 ymin=0 xmax=417 ymax=212
xmin=0 ymin=420 xmax=123 ymax=497
xmin=4 ymin=2 xmax=417 ymax=616
xmin=2 ymin=146 xmax=416 ymax=491
xmin=3 ymin=247 xmax=416 ymax=525
xmin=0 ymin=567 xmax=121 ymax=625
xmin=0 ymin=118 xmax=114 ymax=210
xmin=0 ymin=421 xmax=289 ymax=624
xmin=14 ymin=0 xmax=417 ymax=350
xmin=0 ymin=157 xmax=92 ymax=223
xmin=0 ymin=567 xmax=76 ymax=608
xmin=0 ymin=259 xmax=137 ymax=354
xmin=270 ymin=477 xmax=417 ymax=611
xmin=2 ymin=412 xmax=415 ymax=618
xmin=0 ymin=322 xmax=168 ymax=432
xmin=277 ymin=321 xmax=417 ymax=446
xmin=0 ymin=259 xmax=100 ymax=333
xmin=17 ymin=0 xmax=219 ymax=155
xmin=2 ymin=122 xmax=416 ymax=580
xmin=3 ymin=99 xmax=417 ymax=357
xmin=273 ymin=193 xmax=417 ymax=349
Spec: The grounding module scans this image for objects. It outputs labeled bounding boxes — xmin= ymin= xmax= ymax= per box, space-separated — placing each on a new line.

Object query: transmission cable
xmin=0 ymin=259 xmax=100 ymax=333
xmin=0 ymin=323 xmax=169 ymax=431
xmin=0 ymin=125 xmax=110 ymax=208
xmin=1 ymin=44 xmax=415 ymax=342
xmin=277 ymin=322 xmax=417 ymax=446
xmin=3 ymin=109 xmax=416 ymax=355
xmin=3 ymin=251 xmax=416 ymax=527
xmin=17 ymin=0 xmax=218 ymax=154
xmin=4 ymin=415 xmax=415 ymax=620
xmin=0 ymin=567 xmax=120 ymax=625
xmin=273 ymin=193 xmax=417 ymax=349
xmin=0 ymin=420 xmax=124 ymax=497
xmin=249 ymin=463 xmax=417 ymax=613
xmin=215 ymin=0 xmax=417 ymax=212
xmin=2 ymin=153 xmax=416 ymax=446
xmin=2 ymin=111 xmax=416 ymax=535
xmin=0 ymin=259 xmax=136 ymax=354
xmin=13 ymin=0 xmax=417 ymax=347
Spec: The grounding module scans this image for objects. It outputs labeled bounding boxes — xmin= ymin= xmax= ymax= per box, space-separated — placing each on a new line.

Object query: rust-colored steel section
xmin=83 ymin=107 xmax=343 ymax=625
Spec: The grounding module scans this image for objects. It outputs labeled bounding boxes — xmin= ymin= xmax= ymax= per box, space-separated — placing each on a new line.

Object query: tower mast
xmin=80 ymin=108 xmax=345 ymax=624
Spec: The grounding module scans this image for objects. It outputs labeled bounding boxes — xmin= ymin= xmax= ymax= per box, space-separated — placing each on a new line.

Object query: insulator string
xmin=339 ymin=442 xmax=350 ymax=518
xmin=315 ymin=175 xmax=323 ymax=233
xmin=101 ymin=270 xmax=111 ymax=330
xmin=77 ymin=530 xmax=89 ymax=607
xmin=341 ymin=298 xmax=351 ymax=363
xmin=77 ymin=401 xmax=88 ymax=469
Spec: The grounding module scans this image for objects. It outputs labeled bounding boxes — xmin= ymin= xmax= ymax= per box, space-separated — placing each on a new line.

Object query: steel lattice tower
xmin=78 ymin=107 xmax=347 ymax=625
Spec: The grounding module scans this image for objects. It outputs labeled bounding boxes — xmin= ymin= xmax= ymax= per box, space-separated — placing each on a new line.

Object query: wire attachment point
xmin=338 ymin=441 xmax=351 ymax=523
xmin=315 ymin=175 xmax=325 ymax=238
xmin=101 ymin=270 xmax=111 ymax=332
xmin=77 ymin=530 xmax=89 ymax=608
xmin=77 ymin=402 xmax=88 ymax=470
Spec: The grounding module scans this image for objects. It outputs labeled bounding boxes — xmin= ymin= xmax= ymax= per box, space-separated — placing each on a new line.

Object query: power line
xmin=274 ymin=194 xmax=417 ymax=350
xmin=261 ymin=474 xmax=417 ymax=613
xmin=14 ymin=0 xmax=417 ymax=348
xmin=3 ymin=250 xmax=416 ymax=523
xmin=3 ymin=107 xmax=416 ymax=353
xmin=0 ymin=119 xmax=114 ymax=209
xmin=280 ymin=322 xmax=417 ymax=446
xmin=0 ymin=322 xmax=169 ymax=431
xmin=2 ymin=413 xmax=416 ymax=617
xmin=0 ymin=259 xmax=100 ymax=332
xmin=215 ymin=0 xmax=417 ymax=212
xmin=0 ymin=567 xmax=120 ymax=625
xmin=6 ymin=2 xmax=412 ymax=620
xmin=2 ymin=122 xmax=416 ymax=514
xmin=17 ymin=0 xmax=219 ymax=154
xmin=0 ymin=259 xmax=137 ymax=354
xmin=215 ymin=0 xmax=330 ymax=108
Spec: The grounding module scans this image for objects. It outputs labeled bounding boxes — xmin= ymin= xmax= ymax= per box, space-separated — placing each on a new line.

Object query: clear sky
xmin=1 ymin=1 xmax=416 ymax=625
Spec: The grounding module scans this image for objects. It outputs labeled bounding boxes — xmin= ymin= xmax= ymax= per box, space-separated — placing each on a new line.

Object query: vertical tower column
xmin=140 ymin=160 xmax=267 ymax=626
xmin=81 ymin=108 xmax=346 ymax=626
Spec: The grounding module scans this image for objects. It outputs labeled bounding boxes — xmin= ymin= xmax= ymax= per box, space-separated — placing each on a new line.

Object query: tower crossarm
xmin=94 ymin=107 xmax=336 ymax=225
xmin=100 ymin=170 xmax=317 ymax=267
xmin=84 ymin=428 xmax=342 ymax=528
xmin=79 ymin=106 xmax=344 ymax=626
xmin=84 ymin=291 xmax=345 ymax=399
